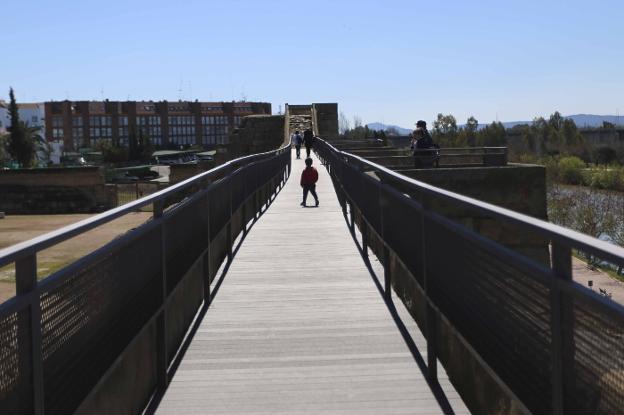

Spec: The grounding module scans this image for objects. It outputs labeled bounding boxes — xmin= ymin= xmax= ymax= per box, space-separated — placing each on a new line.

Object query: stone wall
xmin=286 ymin=104 xmax=312 ymax=116
xmin=169 ymin=161 xmax=214 ymax=184
xmin=384 ymin=164 xmax=549 ymax=265
xmin=0 ymin=167 xmax=116 ymax=214
xmin=312 ymin=103 xmax=339 ymax=140
xmin=229 ymin=115 xmax=286 ymax=159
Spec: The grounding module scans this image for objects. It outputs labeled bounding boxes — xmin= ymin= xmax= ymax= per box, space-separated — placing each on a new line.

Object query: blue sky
xmin=2 ymin=0 xmax=623 ymax=127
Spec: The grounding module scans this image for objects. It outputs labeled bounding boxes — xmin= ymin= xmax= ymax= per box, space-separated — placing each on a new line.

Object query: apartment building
xmin=0 ymin=101 xmax=46 ymax=139
xmin=44 ymin=100 xmax=271 ymax=150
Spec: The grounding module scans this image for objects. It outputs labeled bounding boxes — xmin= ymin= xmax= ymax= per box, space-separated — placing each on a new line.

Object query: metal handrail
xmin=0 ymin=144 xmax=291 ymax=268
xmin=315 ymin=136 xmax=624 ymax=415
xmin=318 ymin=138 xmax=624 ymax=266
xmin=0 ymin=142 xmax=291 ymax=415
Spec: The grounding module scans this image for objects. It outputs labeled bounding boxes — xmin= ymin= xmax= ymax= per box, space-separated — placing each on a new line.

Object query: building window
xmin=52 ymin=116 xmax=63 ymax=139
xmin=89 ymin=115 xmax=112 ymax=147
xmin=72 ymin=117 xmax=84 ymax=142
xmin=138 ymin=116 xmax=162 ymax=145
xmin=201 ymin=116 xmax=229 ymax=145
xmin=202 ymin=105 xmax=222 ymax=111
xmin=168 ymin=115 xmax=195 ymax=145
xmin=234 ymin=116 xmax=243 ymax=127
xmin=118 ymin=116 xmax=129 ymax=146
xmin=32 ymin=115 xmax=38 ymax=123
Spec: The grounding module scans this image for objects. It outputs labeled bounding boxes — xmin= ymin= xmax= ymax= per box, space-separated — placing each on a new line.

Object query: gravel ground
xmin=0 ymin=212 xmax=151 ymax=302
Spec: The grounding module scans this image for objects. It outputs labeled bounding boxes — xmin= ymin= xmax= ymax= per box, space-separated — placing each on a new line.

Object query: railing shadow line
xmin=144 ymin=174 xmax=288 ymax=415
xmin=339 ymin=210 xmax=457 ymax=415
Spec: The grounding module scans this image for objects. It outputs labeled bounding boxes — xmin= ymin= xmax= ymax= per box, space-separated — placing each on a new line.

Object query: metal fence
xmin=315 ymin=138 xmax=624 ymax=415
xmin=115 ymin=182 xmax=163 ymax=209
xmin=0 ymin=144 xmax=291 ymax=415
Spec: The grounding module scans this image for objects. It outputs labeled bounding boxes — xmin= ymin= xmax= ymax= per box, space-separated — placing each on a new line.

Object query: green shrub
xmin=557 ymin=156 xmax=586 ymax=184
xmin=588 ymin=167 xmax=624 ymax=191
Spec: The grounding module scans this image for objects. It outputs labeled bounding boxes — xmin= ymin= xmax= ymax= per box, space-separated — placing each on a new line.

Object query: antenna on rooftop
xmin=100 ymin=87 xmax=104 ymax=100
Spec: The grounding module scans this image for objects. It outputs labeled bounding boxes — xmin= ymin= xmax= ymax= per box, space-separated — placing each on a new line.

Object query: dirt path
xmin=573 ymin=257 xmax=624 ymax=305
xmin=0 ymin=212 xmax=151 ymax=302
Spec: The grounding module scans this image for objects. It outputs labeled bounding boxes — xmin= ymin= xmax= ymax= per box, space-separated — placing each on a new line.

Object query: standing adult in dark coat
xmin=303 ymin=129 xmax=315 ymax=158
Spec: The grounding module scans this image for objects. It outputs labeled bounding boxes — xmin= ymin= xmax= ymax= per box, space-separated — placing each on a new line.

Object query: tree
xmin=6 ymin=88 xmax=36 ymax=167
xmin=466 ymin=116 xmax=479 ymax=132
xmin=0 ymin=133 xmax=9 ymax=168
xmin=548 ymin=111 xmax=564 ymax=130
xmin=476 ymin=121 xmax=506 ymax=146
xmin=432 ymin=113 xmax=458 ymax=147
xmin=573 ymin=189 xmax=616 ymax=267
xmin=602 ymin=121 xmax=616 ymax=129
xmin=464 ymin=116 xmax=479 ymax=146
xmin=433 ymin=113 xmax=457 ymax=135
xmin=338 ymin=112 xmax=350 ymax=135
xmin=610 ymin=202 xmax=624 ymax=274
xmin=353 ymin=115 xmax=363 ymax=129
xmin=593 ymin=146 xmax=618 ymax=165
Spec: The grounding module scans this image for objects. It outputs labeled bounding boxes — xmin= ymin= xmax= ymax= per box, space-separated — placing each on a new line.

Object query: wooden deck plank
xmin=156 ymin=150 xmax=469 ymax=414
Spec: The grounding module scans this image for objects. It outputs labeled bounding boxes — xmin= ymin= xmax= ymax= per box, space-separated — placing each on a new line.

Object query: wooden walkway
xmin=156 ymin=151 xmax=469 ymax=414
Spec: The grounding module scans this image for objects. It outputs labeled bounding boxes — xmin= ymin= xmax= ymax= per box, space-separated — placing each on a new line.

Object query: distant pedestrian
xmin=291 ymin=130 xmax=303 ymax=159
xmin=412 ymin=120 xmax=439 ymax=168
xmin=303 ymin=129 xmax=315 ymax=158
xmin=300 ymin=158 xmax=319 ymax=207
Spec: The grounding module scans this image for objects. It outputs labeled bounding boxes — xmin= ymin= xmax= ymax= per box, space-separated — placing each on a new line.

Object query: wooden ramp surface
xmin=156 ymin=151 xmax=469 ymax=414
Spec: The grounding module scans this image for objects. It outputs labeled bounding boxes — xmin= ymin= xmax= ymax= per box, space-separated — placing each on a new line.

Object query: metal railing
xmin=315 ymin=138 xmax=624 ymax=415
xmin=0 ymin=144 xmax=291 ymax=415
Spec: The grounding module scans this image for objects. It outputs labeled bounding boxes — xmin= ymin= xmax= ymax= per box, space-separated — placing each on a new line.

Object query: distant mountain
xmin=467 ymin=114 xmax=624 ymax=130
xmin=565 ymin=114 xmax=623 ymax=128
xmin=366 ymin=122 xmax=412 ymax=135
xmin=371 ymin=114 xmax=623 ymax=135
xmin=500 ymin=115 xmax=624 ymax=129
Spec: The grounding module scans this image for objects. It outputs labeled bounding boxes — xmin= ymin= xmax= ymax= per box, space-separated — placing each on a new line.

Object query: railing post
xmin=379 ymin=184 xmax=392 ymax=301
xmin=203 ymin=182 xmax=212 ymax=303
xmin=153 ymin=200 xmax=168 ymax=392
xmin=349 ymin=202 xmax=355 ymax=234
xmin=362 ymin=221 xmax=368 ymax=258
xmin=421 ymin=202 xmax=437 ymax=383
xmin=16 ymin=254 xmax=44 ymax=415
xmin=550 ymin=241 xmax=573 ymax=415
xmin=226 ymin=181 xmax=233 ymax=262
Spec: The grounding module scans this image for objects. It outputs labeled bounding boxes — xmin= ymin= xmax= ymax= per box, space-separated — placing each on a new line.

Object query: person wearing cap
xmin=414 ymin=120 xmax=433 ymax=150
xmin=413 ymin=120 xmax=438 ymax=167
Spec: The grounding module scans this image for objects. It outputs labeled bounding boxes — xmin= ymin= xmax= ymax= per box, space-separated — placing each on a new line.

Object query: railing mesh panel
xmin=380 ymin=187 xmax=424 ymax=286
xmin=40 ymin=227 xmax=162 ymax=415
xmin=343 ymin=166 xmax=381 ymax=233
xmin=568 ymin=298 xmax=624 ymax=414
xmin=165 ymin=195 xmax=209 ymax=293
xmin=0 ymin=308 xmax=32 ymax=415
xmin=230 ymin=168 xmax=246 ymax=213
xmin=426 ymin=218 xmax=553 ymax=414
xmin=209 ymin=179 xmax=230 ymax=241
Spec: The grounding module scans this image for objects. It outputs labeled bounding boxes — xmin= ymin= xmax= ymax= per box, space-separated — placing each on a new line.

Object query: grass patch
xmin=0 ymin=260 xmax=73 ymax=283
xmin=572 ymin=251 xmax=624 ymax=283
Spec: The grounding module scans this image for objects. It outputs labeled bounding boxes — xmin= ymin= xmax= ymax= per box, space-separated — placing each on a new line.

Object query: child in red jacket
xmin=300 ymin=158 xmax=319 ymax=207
